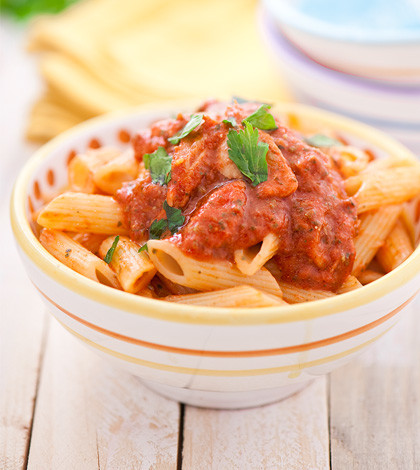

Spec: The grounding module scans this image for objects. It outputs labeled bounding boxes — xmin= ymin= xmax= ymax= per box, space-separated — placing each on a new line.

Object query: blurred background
xmin=1 ymin=0 xmax=420 ymax=152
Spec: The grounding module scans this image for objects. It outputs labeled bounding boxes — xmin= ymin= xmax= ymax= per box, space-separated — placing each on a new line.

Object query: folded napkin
xmin=27 ymin=0 xmax=292 ymax=142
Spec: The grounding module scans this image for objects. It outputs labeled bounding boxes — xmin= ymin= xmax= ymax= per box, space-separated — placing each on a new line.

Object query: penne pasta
xmin=376 ymin=220 xmax=413 ymax=273
xmin=357 ymin=269 xmax=384 ymax=285
xmin=277 ymin=281 xmax=335 ymax=304
xmin=352 ymin=205 xmax=402 ymax=276
xmin=137 ymin=286 xmax=156 ymax=298
xmin=352 ymin=166 xmax=420 ymax=213
xmin=37 ymin=192 xmax=128 ymax=235
xmin=93 ymin=149 xmax=139 ymax=194
xmin=39 ymin=229 xmax=120 ymax=288
xmin=336 ymin=275 xmax=362 ymax=294
xmin=326 ymin=146 xmax=370 ymax=178
xmin=400 ymin=196 xmax=420 ymax=246
xmin=68 ymin=147 xmax=121 ymax=193
xmin=147 ymin=240 xmax=283 ymax=298
xmin=264 ymin=259 xmax=335 ymax=303
xmin=344 ymin=156 xmax=414 ymax=196
xmin=70 ymin=232 xmax=107 ymax=254
xmin=234 ymin=233 xmax=280 ymax=276
xmin=165 ymin=286 xmax=287 ymax=308
xmin=98 ymin=236 xmax=157 ymax=293
xmin=156 ymin=273 xmax=198 ymax=296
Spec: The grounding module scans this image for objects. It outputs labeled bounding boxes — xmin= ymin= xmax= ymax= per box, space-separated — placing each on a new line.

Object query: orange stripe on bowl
xmin=36 ymin=286 xmax=417 ymax=358
xmin=56 ymin=318 xmax=393 ymax=376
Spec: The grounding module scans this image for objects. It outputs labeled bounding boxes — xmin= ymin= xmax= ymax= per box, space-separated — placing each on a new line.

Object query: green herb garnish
xmin=227 ymin=121 xmax=269 ymax=187
xmin=148 ymin=202 xmax=185 ymax=240
xmin=164 ymin=201 xmax=185 ymax=234
xmin=168 ymin=114 xmax=204 ymax=145
xmin=304 ymin=134 xmax=342 ymax=148
xmin=143 ymin=146 xmax=172 ymax=185
xmin=243 ymin=104 xmax=277 ymax=131
xmin=222 ymin=117 xmax=238 ymax=127
xmin=138 ymin=243 xmax=148 ymax=253
xmin=149 ymin=219 xmax=168 ymax=240
xmin=104 ymin=236 xmax=119 ymax=264
xmin=1 ymin=0 xmax=78 ymax=20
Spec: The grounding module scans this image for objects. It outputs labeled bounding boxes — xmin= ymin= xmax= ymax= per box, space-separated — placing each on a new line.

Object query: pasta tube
xmin=357 ymin=269 xmax=384 ymax=285
xmin=234 ymin=233 xmax=280 ymax=276
xmin=376 ymin=220 xmax=413 ymax=273
xmin=352 ymin=205 xmax=402 ymax=276
xmin=37 ymin=192 xmax=128 ymax=235
xmin=165 ymin=286 xmax=287 ymax=308
xmin=277 ymin=282 xmax=335 ymax=304
xmin=98 ymin=236 xmax=157 ymax=293
xmin=68 ymin=147 xmax=121 ymax=193
xmin=400 ymin=196 xmax=420 ymax=246
xmin=344 ymin=157 xmax=414 ymax=196
xmin=70 ymin=232 xmax=107 ymax=254
xmin=337 ymin=275 xmax=362 ymax=294
xmin=352 ymin=166 xmax=420 ymax=213
xmin=93 ymin=150 xmax=139 ymax=194
xmin=39 ymin=229 xmax=120 ymax=288
xmin=147 ymin=240 xmax=283 ymax=298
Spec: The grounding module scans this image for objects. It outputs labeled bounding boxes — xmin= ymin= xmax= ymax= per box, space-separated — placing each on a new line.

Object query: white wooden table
xmin=1 ymin=19 xmax=420 ymax=470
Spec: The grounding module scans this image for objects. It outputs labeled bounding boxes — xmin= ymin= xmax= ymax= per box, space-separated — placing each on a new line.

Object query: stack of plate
xmin=260 ymin=0 xmax=420 ymax=154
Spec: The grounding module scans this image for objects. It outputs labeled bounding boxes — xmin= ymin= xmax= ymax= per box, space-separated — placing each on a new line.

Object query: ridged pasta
xmin=98 ymin=236 xmax=156 ymax=293
xmin=234 ymin=233 xmax=280 ymax=276
xmin=93 ymin=149 xmax=138 ymax=194
xmin=336 ymin=275 xmax=362 ymax=294
xmin=37 ymin=192 xmax=128 ymax=235
xmin=376 ymin=220 xmax=413 ymax=273
xmin=68 ymin=147 xmax=121 ymax=193
xmin=352 ymin=205 xmax=402 ymax=276
xmin=352 ymin=166 xmax=420 ymax=213
xmin=165 ymin=285 xmax=287 ymax=308
xmin=39 ymin=229 xmax=120 ymax=288
xmin=357 ymin=269 xmax=384 ymax=285
xmin=147 ymin=240 xmax=283 ymax=298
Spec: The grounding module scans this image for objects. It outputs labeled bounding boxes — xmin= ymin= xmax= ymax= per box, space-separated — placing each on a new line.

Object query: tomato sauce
xmin=116 ymin=101 xmax=357 ymax=291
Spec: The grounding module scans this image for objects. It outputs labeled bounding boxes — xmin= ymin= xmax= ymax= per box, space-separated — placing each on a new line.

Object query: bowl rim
xmin=10 ymin=100 xmax=420 ymax=326
xmin=262 ymin=0 xmax=420 ymax=45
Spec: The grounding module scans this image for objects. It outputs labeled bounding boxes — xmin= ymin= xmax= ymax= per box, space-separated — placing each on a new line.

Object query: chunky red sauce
xmin=116 ymin=101 xmax=357 ymax=291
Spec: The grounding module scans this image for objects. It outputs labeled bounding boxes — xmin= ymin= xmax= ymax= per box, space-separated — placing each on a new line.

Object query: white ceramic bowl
xmin=262 ymin=0 xmax=420 ymax=85
xmin=259 ymin=11 xmax=420 ymax=156
xmin=11 ymin=101 xmax=420 ymax=409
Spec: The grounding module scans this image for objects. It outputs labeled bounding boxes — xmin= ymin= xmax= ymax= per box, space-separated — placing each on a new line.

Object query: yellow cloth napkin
xmin=27 ymin=0 xmax=292 ymax=142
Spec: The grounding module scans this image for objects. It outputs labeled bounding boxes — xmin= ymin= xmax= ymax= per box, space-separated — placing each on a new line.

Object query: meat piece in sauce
xmin=116 ymin=100 xmax=357 ymax=291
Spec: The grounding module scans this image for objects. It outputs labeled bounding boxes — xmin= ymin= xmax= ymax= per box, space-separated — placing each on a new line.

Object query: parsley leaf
xmin=149 ymin=219 xmax=168 ymax=240
xmin=143 ymin=146 xmax=172 ymax=185
xmin=164 ymin=201 xmax=185 ymax=234
xmin=222 ymin=117 xmax=238 ymax=127
xmin=168 ymin=114 xmax=203 ymax=145
xmin=304 ymin=134 xmax=342 ymax=148
xmin=243 ymin=104 xmax=278 ymax=131
xmin=148 ymin=202 xmax=185 ymax=240
xmin=104 ymin=236 xmax=119 ymax=264
xmin=227 ymin=121 xmax=269 ymax=187
xmin=138 ymin=243 xmax=148 ymax=253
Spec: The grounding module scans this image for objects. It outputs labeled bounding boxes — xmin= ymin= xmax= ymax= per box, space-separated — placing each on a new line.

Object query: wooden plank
xmin=27 ymin=319 xmax=180 ymax=469
xmin=0 ymin=143 xmax=47 ymax=469
xmin=182 ymin=378 xmax=330 ymax=470
xmin=330 ymin=303 xmax=420 ymax=469
xmin=0 ymin=258 xmax=47 ymax=470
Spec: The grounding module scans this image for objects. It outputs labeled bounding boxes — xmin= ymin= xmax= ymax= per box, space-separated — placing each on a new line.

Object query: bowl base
xmin=139 ymin=378 xmax=312 ymax=409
